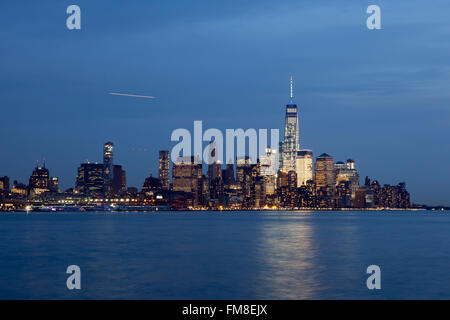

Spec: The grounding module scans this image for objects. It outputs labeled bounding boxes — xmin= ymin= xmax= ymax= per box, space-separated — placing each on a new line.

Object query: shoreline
xmin=2 ymin=208 xmax=449 ymax=214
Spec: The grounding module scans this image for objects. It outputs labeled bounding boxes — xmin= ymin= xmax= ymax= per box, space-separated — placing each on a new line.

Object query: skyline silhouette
xmin=1 ymin=1 xmax=449 ymax=205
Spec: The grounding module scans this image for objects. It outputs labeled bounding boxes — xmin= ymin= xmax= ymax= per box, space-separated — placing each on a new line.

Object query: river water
xmin=0 ymin=210 xmax=449 ymax=299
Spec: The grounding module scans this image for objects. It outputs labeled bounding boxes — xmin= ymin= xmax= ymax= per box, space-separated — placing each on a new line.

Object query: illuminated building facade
xmin=335 ymin=159 xmax=359 ymax=198
xmin=287 ymin=170 xmax=297 ymax=189
xmin=103 ymin=142 xmax=114 ymax=194
xmin=277 ymin=170 xmax=288 ymax=189
xmin=295 ymin=150 xmax=313 ymax=187
xmin=314 ymin=153 xmax=335 ymax=206
xmin=236 ymin=156 xmax=251 ymax=185
xmin=172 ymin=156 xmax=202 ymax=206
xmin=29 ymin=165 xmax=51 ymax=196
xmin=158 ymin=150 xmax=170 ymax=190
xmin=75 ymin=163 xmax=104 ymax=196
xmin=29 ymin=166 xmax=49 ymax=190
xmin=314 ymin=153 xmax=335 ymax=188
xmin=11 ymin=181 xmax=27 ymax=196
xmin=259 ymin=148 xmax=277 ymax=177
xmin=281 ymin=76 xmax=300 ymax=173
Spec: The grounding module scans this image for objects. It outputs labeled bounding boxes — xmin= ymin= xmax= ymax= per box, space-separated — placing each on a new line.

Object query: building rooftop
xmin=318 ymin=153 xmax=332 ymax=158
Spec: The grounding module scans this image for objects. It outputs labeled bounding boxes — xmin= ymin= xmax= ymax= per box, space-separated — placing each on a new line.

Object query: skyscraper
xmin=0 ymin=176 xmax=10 ymax=194
xmin=206 ymin=141 xmax=222 ymax=182
xmin=287 ymin=170 xmax=297 ymax=190
xmin=49 ymin=177 xmax=59 ymax=193
xmin=158 ymin=150 xmax=170 ymax=190
xmin=223 ymin=164 xmax=236 ymax=186
xmin=172 ymin=156 xmax=202 ymax=206
xmin=103 ymin=142 xmax=114 ymax=164
xmin=236 ymin=156 xmax=251 ymax=185
xmin=346 ymin=159 xmax=355 ymax=170
xmin=112 ymin=164 xmax=126 ymax=195
xmin=281 ymin=76 xmax=300 ymax=173
xmin=295 ymin=150 xmax=313 ymax=187
xmin=76 ymin=163 xmax=104 ymax=197
xmin=29 ymin=163 xmax=51 ymax=196
xmin=335 ymin=159 xmax=359 ymax=198
xmin=29 ymin=165 xmax=50 ymax=190
xmin=103 ymin=142 xmax=114 ymax=193
xmin=314 ymin=153 xmax=335 ymax=190
xmin=259 ymin=148 xmax=277 ymax=176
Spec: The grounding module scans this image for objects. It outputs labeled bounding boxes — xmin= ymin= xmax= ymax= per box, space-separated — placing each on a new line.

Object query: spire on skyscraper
xmin=289 ymin=75 xmax=294 ymax=104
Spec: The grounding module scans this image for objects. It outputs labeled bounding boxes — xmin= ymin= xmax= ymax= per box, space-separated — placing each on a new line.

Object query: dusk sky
xmin=1 ymin=0 xmax=449 ymax=205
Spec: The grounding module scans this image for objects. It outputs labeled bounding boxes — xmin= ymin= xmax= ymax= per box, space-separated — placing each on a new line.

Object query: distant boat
xmin=34 ymin=206 xmax=85 ymax=212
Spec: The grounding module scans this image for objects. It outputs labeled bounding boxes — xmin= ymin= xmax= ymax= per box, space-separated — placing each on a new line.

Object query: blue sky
xmin=0 ymin=1 xmax=449 ymax=205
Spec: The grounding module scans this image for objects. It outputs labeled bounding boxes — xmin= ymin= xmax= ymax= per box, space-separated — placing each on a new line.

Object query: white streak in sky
xmin=109 ymin=92 xmax=155 ymax=99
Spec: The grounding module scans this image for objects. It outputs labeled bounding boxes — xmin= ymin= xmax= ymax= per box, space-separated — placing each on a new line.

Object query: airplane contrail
xmin=109 ymin=92 xmax=155 ymax=99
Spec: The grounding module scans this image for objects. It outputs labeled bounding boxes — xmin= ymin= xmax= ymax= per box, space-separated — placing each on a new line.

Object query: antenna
xmin=290 ymin=76 xmax=293 ymax=99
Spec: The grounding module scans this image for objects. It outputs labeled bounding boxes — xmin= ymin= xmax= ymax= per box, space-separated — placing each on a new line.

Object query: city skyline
xmin=0 ymin=76 xmax=448 ymax=207
xmin=0 ymin=77 xmax=422 ymax=210
xmin=1 ymin=1 xmax=450 ymax=206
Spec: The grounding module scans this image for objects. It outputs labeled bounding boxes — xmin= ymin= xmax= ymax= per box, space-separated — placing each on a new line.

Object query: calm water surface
xmin=0 ymin=210 xmax=449 ymax=299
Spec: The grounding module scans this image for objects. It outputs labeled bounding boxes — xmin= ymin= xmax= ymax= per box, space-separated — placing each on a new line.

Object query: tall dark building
xmin=223 ymin=164 xmax=236 ymax=185
xmin=158 ymin=150 xmax=170 ymax=190
xmin=49 ymin=177 xmax=59 ymax=193
xmin=103 ymin=142 xmax=114 ymax=193
xmin=112 ymin=165 xmax=126 ymax=195
xmin=206 ymin=141 xmax=222 ymax=177
xmin=76 ymin=163 xmax=104 ymax=197
xmin=235 ymin=158 xmax=258 ymax=208
xmin=142 ymin=175 xmax=162 ymax=193
xmin=29 ymin=166 xmax=50 ymax=190
xmin=28 ymin=164 xmax=53 ymax=197
xmin=0 ymin=176 xmax=10 ymax=194
xmin=207 ymin=162 xmax=222 ymax=182
xmin=206 ymin=142 xmax=224 ymax=206
xmin=287 ymin=170 xmax=297 ymax=190
xmin=365 ymin=176 xmax=371 ymax=188
xmin=236 ymin=156 xmax=251 ymax=186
